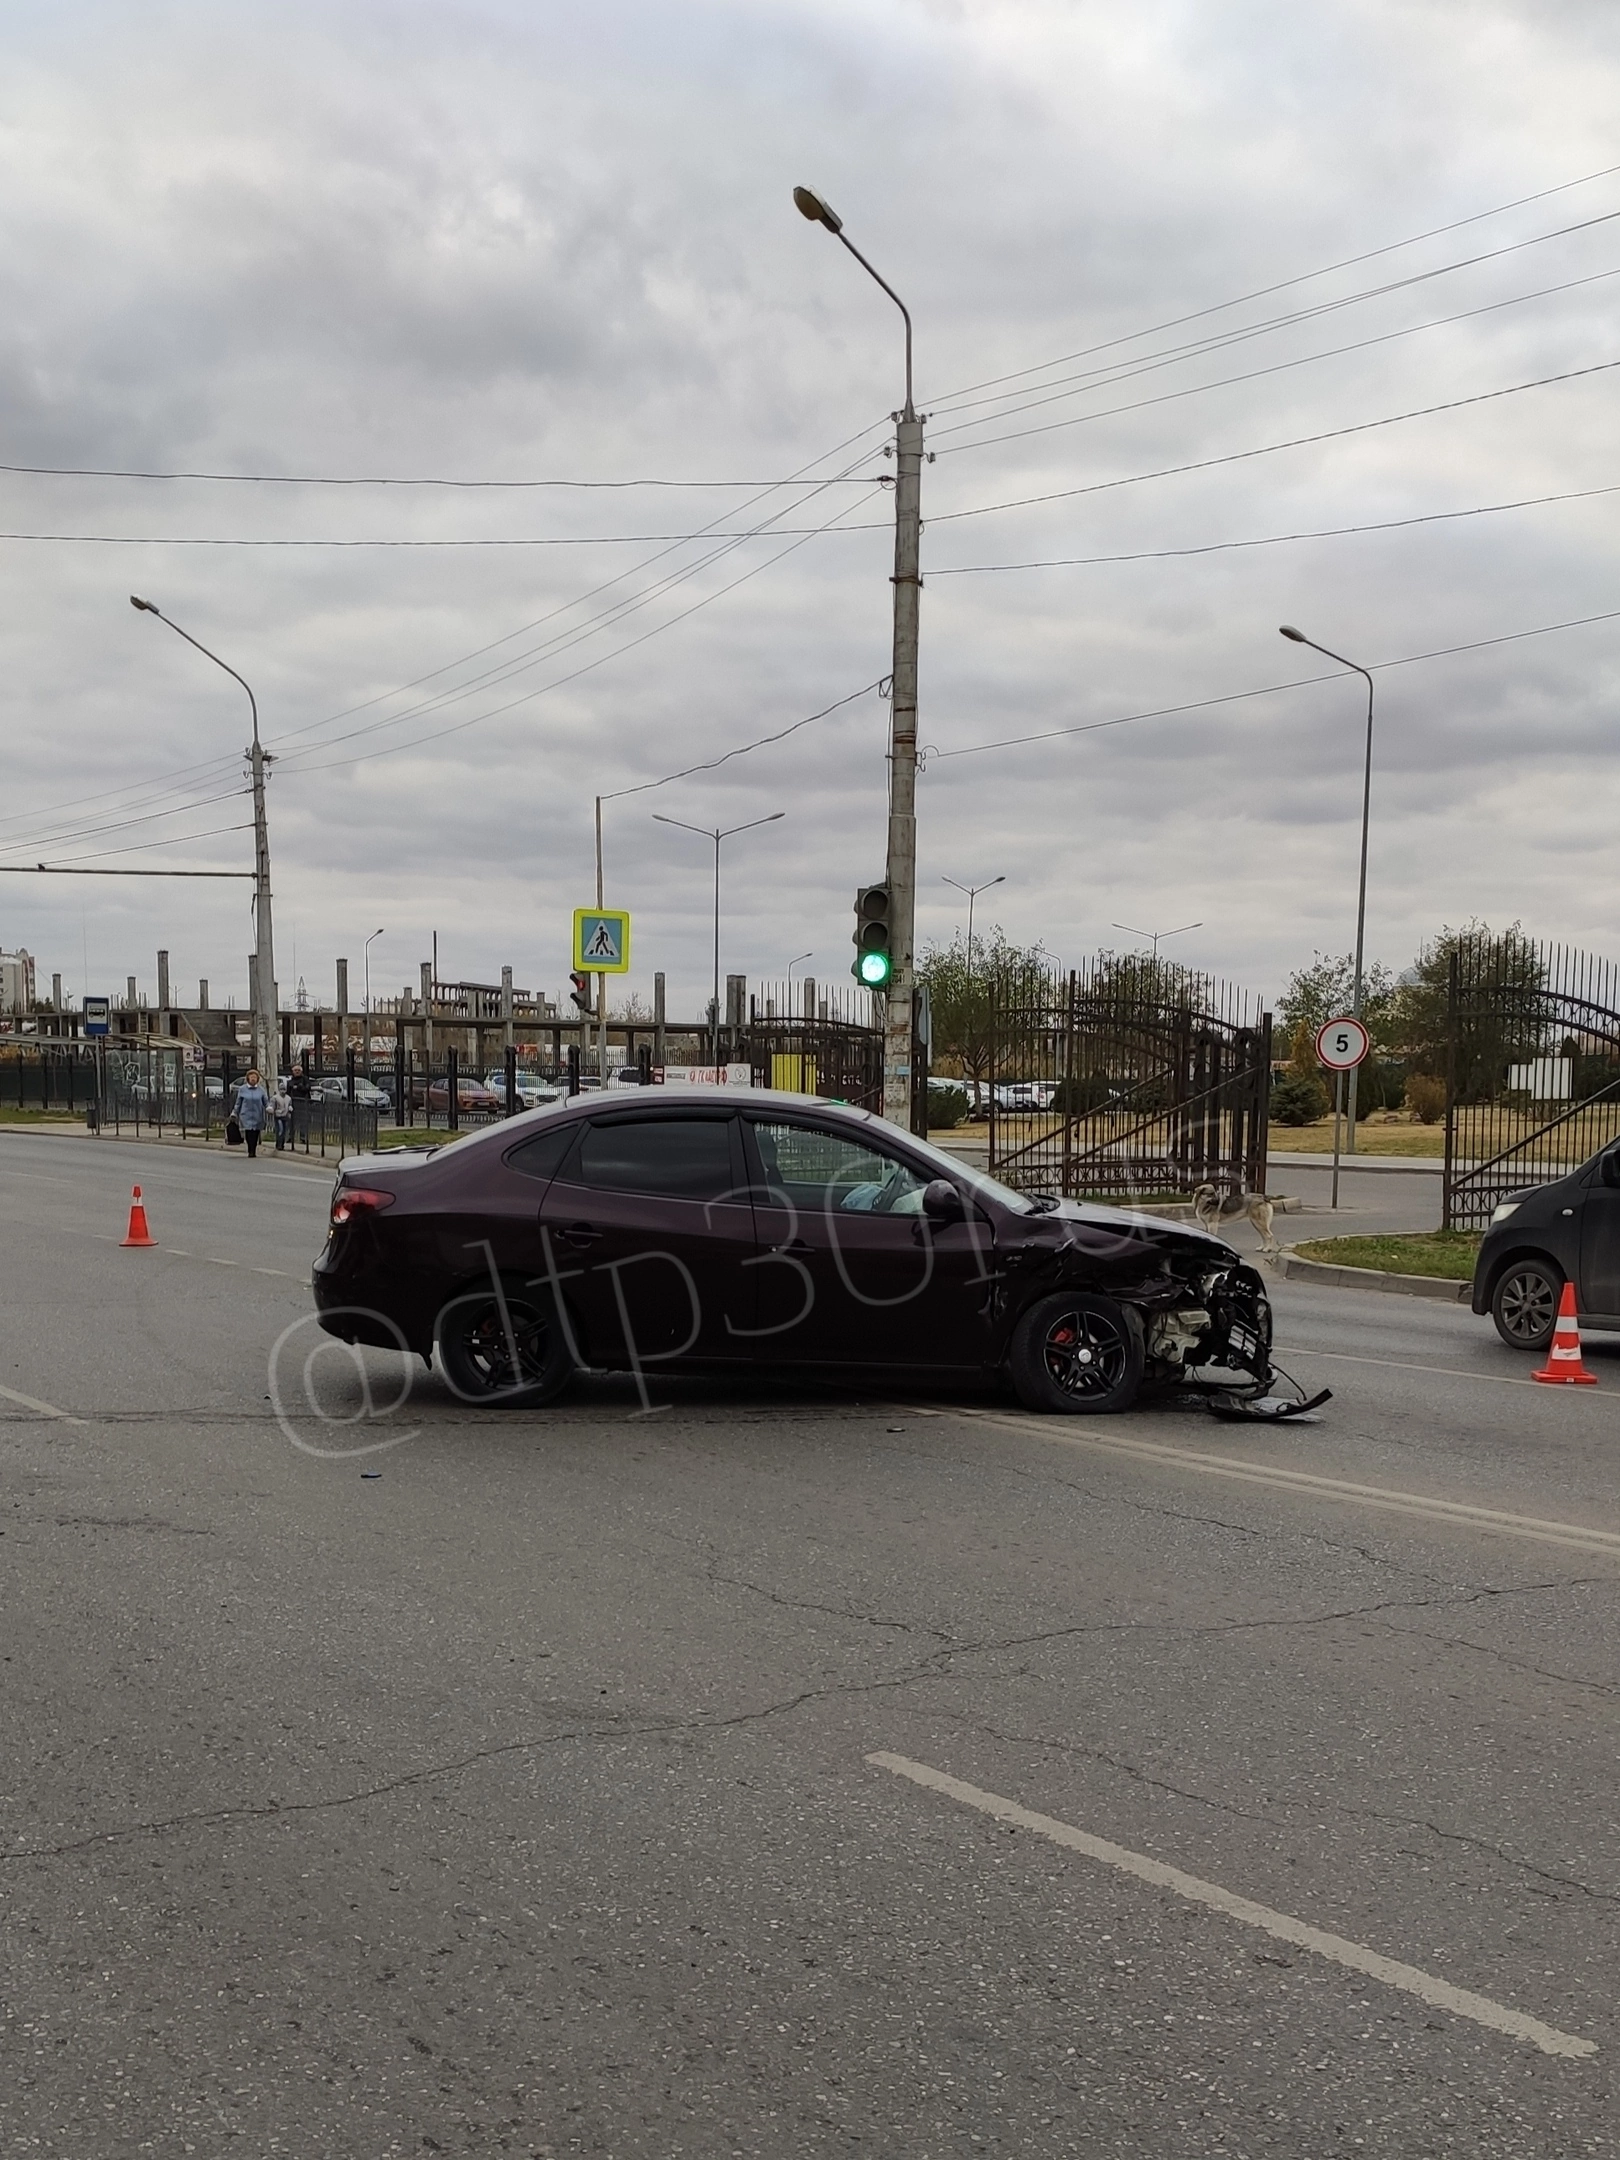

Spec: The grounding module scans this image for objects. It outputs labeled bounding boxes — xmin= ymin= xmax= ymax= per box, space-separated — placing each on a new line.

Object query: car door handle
xmin=779 ymin=1239 xmax=813 ymax=1256
xmin=1563 ymin=1208 xmax=1575 ymax=1217
xmin=558 ymin=1221 xmax=601 ymax=1248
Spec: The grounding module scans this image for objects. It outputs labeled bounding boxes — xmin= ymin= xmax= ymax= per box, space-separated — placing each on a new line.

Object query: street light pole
xmin=130 ymin=596 xmax=277 ymax=1079
xmin=1112 ymin=919 xmax=1203 ymax=965
xmin=1280 ymin=626 xmax=1375 ymax=1154
xmin=943 ymin=874 xmax=1005 ymax=988
xmin=794 ymin=186 xmax=920 ymax=1130
xmin=653 ymin=811 xmax=785 ymax=1072
xmin=363 ymin=927 xmax=384 ymax=1051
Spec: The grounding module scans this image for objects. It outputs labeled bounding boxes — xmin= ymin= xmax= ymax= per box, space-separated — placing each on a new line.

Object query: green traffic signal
xmin=856 ymin=949 xmax=893 ymax=988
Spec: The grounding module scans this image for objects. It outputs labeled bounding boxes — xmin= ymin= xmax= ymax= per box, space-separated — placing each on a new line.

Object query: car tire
xmin=1008 ymin=1291 xmax=1144 ymax=1414
xmin=1490 ymin=1258 xmax=1562 ymax=1353
xmin=435 ymin=1281 xmax=576 ymax=1408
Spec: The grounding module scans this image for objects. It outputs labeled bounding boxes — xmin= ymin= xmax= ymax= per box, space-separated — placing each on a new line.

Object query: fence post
xmin=987 ymin=986 xmax=998 ymax=1172
xmin=505 ymin=1043 xmax=517 ymax=1117
xmin=1442 ymin=947 xmax=1460 ymax=1230
xmin=446 ymin=1044 xmax=459 ymax=1131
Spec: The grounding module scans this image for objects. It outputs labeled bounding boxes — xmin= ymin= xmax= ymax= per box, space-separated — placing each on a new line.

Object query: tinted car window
xmin=575 ymin=1118 xmax=736 ymax=1200
xmin=505 ymin=1124 xmax=579 ymax=1183
xmin=752 ymin=1120 xmax=929 ymax=1215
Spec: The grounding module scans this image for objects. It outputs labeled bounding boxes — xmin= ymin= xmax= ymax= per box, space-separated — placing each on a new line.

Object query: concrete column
xmin=420 ymin=961 xmax=434 ymax=1062
xmin=803 ymin=975 xmax=816 ymax=1021
xmin=726 ymin=974 xmax=746 ymax=1030
xmin=127 ymin=974 xmax=137 ymax=1007
xmin=501 ymin=964 xmax=514 ymax=1052
xmin=51 ymin=971 xmax=62 ymax=1012
xmin=335 ymin=959 xmax=349 ymax=1042
xmin=199 ymin=979 xmax=210 ymax=1010
xmin=157 ymin=950 xmax=170 ymax=1010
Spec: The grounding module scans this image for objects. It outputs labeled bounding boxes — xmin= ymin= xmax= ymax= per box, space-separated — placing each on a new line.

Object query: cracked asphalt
xmin=3 ymin=1126 xmax=1618 ymax=2156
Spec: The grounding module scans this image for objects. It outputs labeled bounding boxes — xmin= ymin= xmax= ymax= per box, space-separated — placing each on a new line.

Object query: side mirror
xmin=921 ymin=1178 xmax=967 ymax=1225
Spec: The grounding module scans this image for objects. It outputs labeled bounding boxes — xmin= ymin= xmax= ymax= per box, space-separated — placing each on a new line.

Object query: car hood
xmin=1037 ymin=1197 xmax=1240 ymax=1265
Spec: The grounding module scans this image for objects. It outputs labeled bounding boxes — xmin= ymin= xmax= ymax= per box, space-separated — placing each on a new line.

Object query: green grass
xmin=1293 ymin=1229 xmax=1482 ymax=1281
xmin=0 ymin=1106 xmax=82 ymax=1125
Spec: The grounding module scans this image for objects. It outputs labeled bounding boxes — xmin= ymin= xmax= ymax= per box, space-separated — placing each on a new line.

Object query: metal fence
xmin=1442 ymin=933 xmax=1620 ymax=1228
xmin=987 ymin=961 xmax=1272 ymax=1201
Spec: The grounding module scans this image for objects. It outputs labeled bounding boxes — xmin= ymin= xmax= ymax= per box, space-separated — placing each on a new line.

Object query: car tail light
xmin=330 ymin=1186 xmax=396 ymax=1228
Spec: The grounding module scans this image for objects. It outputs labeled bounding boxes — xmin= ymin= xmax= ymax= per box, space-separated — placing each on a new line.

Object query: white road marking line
xmin=913 ymin=1405 xmax=1620 ymax=1559
xmin=0 ymin=1383 xmax=88 ymax=1427
xmin=868 ymin=1752 xmax=1597 ymax=2060
xmin=1277 ymin=1344 xmax=1599 ymax=1392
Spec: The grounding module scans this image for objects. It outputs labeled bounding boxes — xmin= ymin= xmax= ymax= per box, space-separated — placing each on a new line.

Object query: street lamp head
xmin=792 ymin=185 xmax=843 ymax=233
xmin=130 ymin=595 xmax=159 ymax=614
xmin=1278 ymin=624 xmax=1305 ymax=643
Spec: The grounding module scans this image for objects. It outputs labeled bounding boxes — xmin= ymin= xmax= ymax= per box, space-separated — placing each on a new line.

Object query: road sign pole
xmin=884 ymin=407 xmax=923 ymax=1132
xmin=1331 ymin=1069 xmax=1344 ymax=1210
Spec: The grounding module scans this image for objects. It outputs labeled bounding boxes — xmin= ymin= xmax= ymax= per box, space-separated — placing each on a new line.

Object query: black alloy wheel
xmin=1009 ymin=1290 xmax=1145 ymax=1414
xmin=1491 ymin=1259 xmax=1562 ymax=1353
xmin=436 ymin=1286 xmax=574 ymax=1408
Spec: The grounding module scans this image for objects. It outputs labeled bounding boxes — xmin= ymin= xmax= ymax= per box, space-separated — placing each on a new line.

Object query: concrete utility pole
xmin=794 ymin=186 xmax=920 ymax=1129
xmin=1279 ymin=625 xmax=1376 ymax=1152
xmin=130 ymin=597 xmax=277 ymax=1080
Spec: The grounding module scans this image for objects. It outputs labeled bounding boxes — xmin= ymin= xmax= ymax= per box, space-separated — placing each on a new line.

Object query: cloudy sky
xmin=3 ymin=0 xmax=1619 ymax=1022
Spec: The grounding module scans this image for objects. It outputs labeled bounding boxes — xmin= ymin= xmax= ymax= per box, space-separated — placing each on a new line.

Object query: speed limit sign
xmin=1315 ymin=1015 xmax=1370 ymax=1070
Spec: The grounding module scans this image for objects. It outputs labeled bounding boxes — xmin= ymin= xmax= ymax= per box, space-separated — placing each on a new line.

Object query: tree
xmin=1391 ymin=921 xmax=1547 ymax=1096
xmin=916 ymin=925 xmax=1050 ymax=1093
xmin=1276 ymin=951 xmax=1396 ymax=1049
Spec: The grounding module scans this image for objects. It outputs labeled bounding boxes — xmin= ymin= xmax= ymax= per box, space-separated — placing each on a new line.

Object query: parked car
xmin=314 ymin=1089 xmax=1278 ymax=1413
xmin=1472 ymin=1139 xmax=1620 ymax=1350
xmin=482 ymin=1071 xmax=566 ymax=1111
xmin=606 ymin=1065 xmax=646 ymax=1089
xmin=406 ymin=1075 xmax=502 ymax=1116
xmin=309 ymin=1075 xmax=393 ymax=1113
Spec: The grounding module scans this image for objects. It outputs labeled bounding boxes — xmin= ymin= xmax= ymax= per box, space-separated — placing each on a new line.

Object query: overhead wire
xmin=930 ymin=258 xmax=1620 ymax=458
xmin=928 ymin=604 xmax=1620 ymax=763
xmin=920 ymin=159 xmax=1620 ymax=414
xmin=929 ymin=354 xmax=1620 ymax=526
xmin=928 ymin=480 xmax=1620 ymax=575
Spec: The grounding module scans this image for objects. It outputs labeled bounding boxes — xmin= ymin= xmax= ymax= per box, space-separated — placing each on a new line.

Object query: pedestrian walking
xmin=270 ymin=1078 xmax=293 ymax=1152
xmin=232 ymin=1069 xmax=271 ymax=1159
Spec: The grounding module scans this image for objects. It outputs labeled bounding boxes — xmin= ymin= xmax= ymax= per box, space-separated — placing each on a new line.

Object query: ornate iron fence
xmin=987 ymin=962 xmax=1271 ymax=1201
xmin=1441 ymin=933 xmax=1620 ymax=1228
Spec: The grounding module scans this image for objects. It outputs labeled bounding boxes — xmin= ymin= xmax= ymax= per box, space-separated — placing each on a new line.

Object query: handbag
xmin=226 ymin=1114 xmax=243 ymax=1146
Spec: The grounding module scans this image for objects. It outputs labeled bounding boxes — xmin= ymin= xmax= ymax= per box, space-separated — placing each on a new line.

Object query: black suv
xmin=1472 ymin=1140 xmax=1620 ymax=1349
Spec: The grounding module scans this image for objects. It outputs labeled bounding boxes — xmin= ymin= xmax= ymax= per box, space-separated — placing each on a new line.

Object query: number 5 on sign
xmin=573 ymin=908 xmax=632 ymax=974
xmin=1315 ymin=1015 xmax=1370 ymax=1070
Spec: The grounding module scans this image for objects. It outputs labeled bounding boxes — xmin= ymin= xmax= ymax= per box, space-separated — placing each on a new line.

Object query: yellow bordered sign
xmin=573 ymin=908 xmax=631 ymax=974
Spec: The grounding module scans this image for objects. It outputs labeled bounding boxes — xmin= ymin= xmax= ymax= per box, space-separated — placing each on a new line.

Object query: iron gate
xmin=1441 ymin=933 xmax=1620 ymax=1229
xmin=988 ymin=963 xmax=1271 ymax=1200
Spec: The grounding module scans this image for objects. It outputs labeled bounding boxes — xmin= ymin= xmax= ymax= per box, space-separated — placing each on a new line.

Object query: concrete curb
xmin=1278 ymin=1246 xmax=1472 ymax=1303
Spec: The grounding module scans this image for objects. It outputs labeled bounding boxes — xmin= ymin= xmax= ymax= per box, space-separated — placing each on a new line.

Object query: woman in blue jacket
xmin=232 ymin=1069 xmax=271 ymax=1159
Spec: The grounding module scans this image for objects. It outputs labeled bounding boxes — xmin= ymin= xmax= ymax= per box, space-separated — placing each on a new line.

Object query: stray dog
xmin=1191 ymin=1182 xmax=1280 ymax=1258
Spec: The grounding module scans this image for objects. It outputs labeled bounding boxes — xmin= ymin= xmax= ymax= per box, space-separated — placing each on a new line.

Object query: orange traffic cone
xmin=1532 ymin=1281 xmax=1596 ymax=1385
xmin=121 ymin=1185 xmax=157 ymax=1249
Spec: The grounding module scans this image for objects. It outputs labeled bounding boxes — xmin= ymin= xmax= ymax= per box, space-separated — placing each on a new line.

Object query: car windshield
xmin=891 ymin=1128 xmax=1039 ymax=1215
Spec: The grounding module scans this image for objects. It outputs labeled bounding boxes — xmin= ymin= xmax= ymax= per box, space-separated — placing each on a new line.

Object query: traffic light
xmin=851 ymin=882 xmax=893 ymax=988
xmin=569 ymin=970 xmax=594 ymax=1015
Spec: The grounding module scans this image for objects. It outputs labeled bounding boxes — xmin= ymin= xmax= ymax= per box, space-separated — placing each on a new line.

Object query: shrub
xmin=926 ymin=1083 xmax=967 ymax=1130
xmin=1404 ymin=1073 xmax=1446 ymax=1124
xmin=1270 ymin=1073 xmax=1328 ymax=1125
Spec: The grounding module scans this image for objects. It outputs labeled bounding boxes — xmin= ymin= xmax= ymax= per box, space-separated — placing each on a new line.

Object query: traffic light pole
xmin=885 ymin=406 xmax=922 ymax=1130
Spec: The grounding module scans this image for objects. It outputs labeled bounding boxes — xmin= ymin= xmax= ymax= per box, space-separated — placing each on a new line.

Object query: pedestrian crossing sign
xmin=573 ymin=908 xmax=632 ymax=974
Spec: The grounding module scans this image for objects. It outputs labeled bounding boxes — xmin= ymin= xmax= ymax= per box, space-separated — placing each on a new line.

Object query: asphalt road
xmin=4 ymin=1127 xmax=1618 ymax=2157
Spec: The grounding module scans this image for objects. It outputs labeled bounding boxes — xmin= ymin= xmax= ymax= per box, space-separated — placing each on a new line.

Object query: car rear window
xmin=505 ymin=1124 xmax=579 ymax=1183
xmin=574 ymin=1118 xmax=736 ymax=1200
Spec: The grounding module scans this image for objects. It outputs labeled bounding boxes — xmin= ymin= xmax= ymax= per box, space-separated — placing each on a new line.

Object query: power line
xmin=929 ymin=603 xmax=1620 ymax=763
xmin=0 ymin=463 xmax=880 ymax=489
xmin=928 ymin=481 xmax=1620 ymax=575
xmin=931 ymin=354 xmax=1620 ymax=526
xmin=600 ymin=680 xmax=886 ymax=802
xmin=930 ymin=259 xmax=1620 ymax=458
xmin=0 ymin=522 xmax=890 ymax=548
xmin=921 ymin=159 xmax=1620 ymax=413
